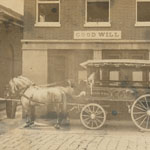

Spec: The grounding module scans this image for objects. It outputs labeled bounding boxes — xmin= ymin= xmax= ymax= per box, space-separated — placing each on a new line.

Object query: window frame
xmin=135 ymin=0 xmax=150 ymax=26
xmin=35 ymin=0 xmax=61 ymax=27
xmin=84 ymin=0 xmax=111 ymax=27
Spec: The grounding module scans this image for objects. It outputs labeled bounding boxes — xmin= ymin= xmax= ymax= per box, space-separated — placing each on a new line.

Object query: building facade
xmin=0 ymin=5 xmax=23 ymax=97
xmin=22 ymin=0 xmax=150 ymax=86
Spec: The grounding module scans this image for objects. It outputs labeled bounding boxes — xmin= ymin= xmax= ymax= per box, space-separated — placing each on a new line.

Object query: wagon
xmin=75 ymin=59 xmax=150 ymax=131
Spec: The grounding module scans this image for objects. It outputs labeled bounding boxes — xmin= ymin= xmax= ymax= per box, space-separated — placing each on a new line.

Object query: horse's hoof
xmin=54 ymin=124 xmax=60 ymax=129
xmin=24 ymin=124 xmax=30 ymax=128
xmin=63 ymin=120 xmax=70 ymax=126
xmin=65 ymin=123 xmax=70 ymax=126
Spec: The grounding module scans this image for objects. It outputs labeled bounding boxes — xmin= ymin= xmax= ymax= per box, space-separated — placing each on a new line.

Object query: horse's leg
xmin=24 ymin=105 xmax=35 ymax=127
xmin=23 ymin=111 xmax=31 ymax=128
xmin=30 ymin=105 xmax=35 ymax=125
xmin=21 ymin=97 xmax=33 ymax=128
xmin=54 ymin=103 xmax=61 ymax=129
xmin=62 ymin=94 xmax=70 ymax=126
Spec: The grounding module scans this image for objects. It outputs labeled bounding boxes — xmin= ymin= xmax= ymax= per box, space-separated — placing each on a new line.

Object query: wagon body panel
xmin=85 ymin=86 xmax=150 ymax=102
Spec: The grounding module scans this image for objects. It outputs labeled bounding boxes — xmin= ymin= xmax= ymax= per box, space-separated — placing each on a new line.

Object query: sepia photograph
xmin=0 ymin=0 xmax=150 ymax=149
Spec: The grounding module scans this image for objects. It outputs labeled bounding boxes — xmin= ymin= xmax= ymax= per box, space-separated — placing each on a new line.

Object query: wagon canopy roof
xmin=80 ymin=59 xmax=150 ymax=68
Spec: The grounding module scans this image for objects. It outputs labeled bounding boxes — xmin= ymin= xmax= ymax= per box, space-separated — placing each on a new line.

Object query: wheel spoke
xmin=134 ymin=105 xmax=146 ymax=112
xmin=146 ymin=116 xmax=150 ymax=129
xmin=133 ymin=111 xmax=146 ymax=115
xmin=139 ymin=116 xmax=147 ymax=126
xmin=95 ymin=107 xmax=100 ymax=114
xmin=138 ymin=100 xmax=147 ymax=110
xmin=91 ymin=121 xmax=94 ymax=127
xmin=84 ymin=118 xmax=91 ymax=124
xmin=93 ymin=120 xmax=99 ymax=127
xmin=144 ymin=97 xmax=149 ymax=109
xmin=95 ymin=118 xmax=102 ymax=124
xmin=96 ymin=115 xmax=104 ymax=119
xmin=84 ymin=117 xmax=90 ymax=122
xmin=84 ymin=108 xmax=91 ymax=114
xmin=92 ymin=106 xmax=95 ymax=112
xmin=95 ymin=111 xmax=103 ymax=115
xmin=87 ymin=107 xmax=93 ymax=113
xmin=82 ymin=114 xmax=90 ymax=117
xmin=135 ymin=114 xmax=147 ymax=121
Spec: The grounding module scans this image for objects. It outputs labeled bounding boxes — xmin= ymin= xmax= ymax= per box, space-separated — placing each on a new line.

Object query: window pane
xmin=110 ymin=71 xmax=119 ymax=81
xmin=87 ymin=2 xmax=109 ymax=22
xmin=38 ymin=3 xmax=59 ymax=22
xmin=132 ymin=71 xmax=143 ymax=81
xmin=137 ymin=2 xmax=150 ymax=22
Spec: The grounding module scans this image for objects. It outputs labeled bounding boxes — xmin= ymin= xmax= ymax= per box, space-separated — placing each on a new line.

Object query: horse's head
xmin=7 ymin=76 xmax=35 ymax=98
xmin=5 ymin=79 xmax=17 ymax=98
xmin=60 ymin=79 xmax=75 ymax=96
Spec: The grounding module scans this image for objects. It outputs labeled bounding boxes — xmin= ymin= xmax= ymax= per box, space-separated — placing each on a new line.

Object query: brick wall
xmin=24 ymin=0 xmax=150 ymax=40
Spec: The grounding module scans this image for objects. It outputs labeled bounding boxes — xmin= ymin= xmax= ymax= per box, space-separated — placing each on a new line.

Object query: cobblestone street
xmin=0 ymin=117 xmax=150 ymax=150
xmin=0 ymin=126 xmax=150 ymax=150
xmin=0 ymin=106 xmax=150 ymax=150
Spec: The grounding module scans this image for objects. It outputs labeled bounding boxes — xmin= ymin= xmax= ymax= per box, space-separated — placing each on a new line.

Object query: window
xmin=85 ymin=0 xmax=110 ymax=27
xmin=109 ymin=71 xmax=119 ymax=81
xmin=35 ymin=0 xmax=60 ymax=27
xmin=132 ymin=71 xmax=143 ymax=81
xmin=135 ymin=0 xmax=150 ymax=26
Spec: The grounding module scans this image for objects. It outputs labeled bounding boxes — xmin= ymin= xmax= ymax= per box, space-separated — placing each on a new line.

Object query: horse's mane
xmin=9 ymin=76 xmax=35 ymax=92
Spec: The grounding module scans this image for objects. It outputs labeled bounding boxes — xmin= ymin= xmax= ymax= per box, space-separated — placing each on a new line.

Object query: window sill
xmin=34 ymin=22 xmax=61 ymax=27
xmin=135 ymin=22 xmax=150 ymax=27
xmin=84 ymin=22 xmax=111 ymax=27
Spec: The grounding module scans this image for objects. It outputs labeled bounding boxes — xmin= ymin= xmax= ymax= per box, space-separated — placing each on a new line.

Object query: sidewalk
xmin=0 ymin=105 xmax=23 ymax=135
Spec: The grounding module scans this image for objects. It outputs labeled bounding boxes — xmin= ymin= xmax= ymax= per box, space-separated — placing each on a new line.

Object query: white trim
xmin=38 ymin=1 xmax=59 ymax=4
xmin=88 ymin=0 xmax=109 ymax=2
xmin=84 ymin=22 xmax=111 ymax=27
xmin=135 ymin=22 xmax=150 ymax=26
xmin=136 ymin=0 xmax=137 ymax=23
xmin=36 ymin=0 xmax=60 ymax=26
xmin=135 ymin=0 xmax=150 ymax=26
xmin=0 ymin=9 xmax=22 ymax=21
xmin=0 ymin=17 xmax=23 ymax=28
xmin=137 ymin=0 xmax=150 ymax=1
xmin=34 ymin=22 xmax=61 ymax=27
xmin=21 ymin=39 xmax=150 ymax=43
xmin=85 ymin=0 xmax=110 ymax=27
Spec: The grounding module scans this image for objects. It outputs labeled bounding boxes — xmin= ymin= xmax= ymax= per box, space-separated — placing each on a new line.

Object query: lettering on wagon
xmin=74 ymin=31 xmax=121 ymax=40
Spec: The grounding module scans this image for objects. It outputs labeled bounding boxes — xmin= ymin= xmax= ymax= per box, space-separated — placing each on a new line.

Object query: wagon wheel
xmin=80 ymin=103 xmax=106 ymax=130
xmin=131 ymin=94 xmax=150 ymax=131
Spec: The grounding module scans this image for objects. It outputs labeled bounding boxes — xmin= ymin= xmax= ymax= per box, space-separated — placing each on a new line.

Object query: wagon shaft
xmin=0 ymin=97 xmax=20 ymax=102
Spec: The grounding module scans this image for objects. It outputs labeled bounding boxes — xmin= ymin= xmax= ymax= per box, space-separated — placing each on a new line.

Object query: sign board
xmin=74 ymin=31 xmax=121 ymax=40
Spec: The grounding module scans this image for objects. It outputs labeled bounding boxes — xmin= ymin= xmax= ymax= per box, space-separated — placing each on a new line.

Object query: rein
xmin=21 ymin=94 xmax=46 ymax=105
xmin=19 ymin=86 xmax=46 ymax=105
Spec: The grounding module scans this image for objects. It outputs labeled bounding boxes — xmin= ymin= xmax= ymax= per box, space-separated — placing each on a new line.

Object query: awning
xmin=80 ymin=59 xmax=150 ymax=69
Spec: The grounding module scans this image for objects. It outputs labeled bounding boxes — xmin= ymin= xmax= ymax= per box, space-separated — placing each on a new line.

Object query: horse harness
xmin=20 ymin=86 xmax=64 ymax=105
xmin=18 ymin=86 xmax=46 ymax=105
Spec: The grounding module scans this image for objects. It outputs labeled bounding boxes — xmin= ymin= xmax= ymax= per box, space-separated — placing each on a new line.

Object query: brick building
xmin=0 ymin=5 xmax=23 ymax=98
xmin=22 ymin=0 xmax=150 ymax=86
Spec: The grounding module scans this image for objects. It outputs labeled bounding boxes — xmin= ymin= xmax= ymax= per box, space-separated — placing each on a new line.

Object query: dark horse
xmin=7 ymin=76 xmax=74 ymax=129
